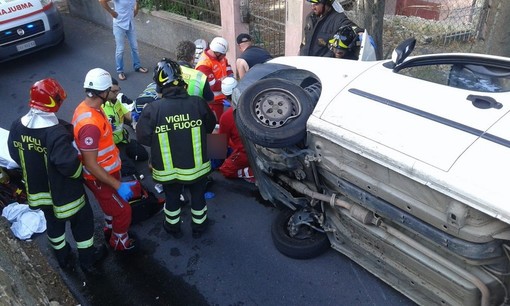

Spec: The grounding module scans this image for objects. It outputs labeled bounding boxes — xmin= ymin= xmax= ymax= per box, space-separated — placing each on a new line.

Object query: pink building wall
xmin=219 ymin=0 xmax=307 ymax=73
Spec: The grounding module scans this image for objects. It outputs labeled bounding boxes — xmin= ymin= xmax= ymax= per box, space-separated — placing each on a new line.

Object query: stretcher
xmin=0 ymin=128 xmax=19 ymax=169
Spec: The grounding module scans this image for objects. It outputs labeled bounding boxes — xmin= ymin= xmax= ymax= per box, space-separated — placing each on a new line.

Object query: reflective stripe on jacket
xmin=153 ymin=127 xmax=212 ymax=182
xmin=196 ymin=51 xmax=230 ymax=103
xmin=135 ymin=88 xmax=217 ymax=184
xmin=180 ymin=65 xmax=206 ymax=98
xmin=72 ymin=101 xmax=121 ymax=180
xmin=7 ymin=119 xmax=87 ymax=219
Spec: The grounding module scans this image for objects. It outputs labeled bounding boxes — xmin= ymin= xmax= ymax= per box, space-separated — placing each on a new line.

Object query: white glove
xmin=117 ymin=93 xmax=135 ymax=111
xmin=116 ymin=92 xmax=124 ymax=102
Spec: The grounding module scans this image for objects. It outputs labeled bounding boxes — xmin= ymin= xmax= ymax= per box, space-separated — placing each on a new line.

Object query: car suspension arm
xmin=277 ymin=175 xmax=379 ymax=226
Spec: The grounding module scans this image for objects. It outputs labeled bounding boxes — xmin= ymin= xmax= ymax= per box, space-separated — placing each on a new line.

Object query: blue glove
xmin=131 ymin=112 xmax=140 ymax=122
xmin=117 ymin=182 xmax=136 ymax=201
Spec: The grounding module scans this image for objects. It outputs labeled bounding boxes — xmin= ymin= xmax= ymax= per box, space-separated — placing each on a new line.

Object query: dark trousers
xmin=117 ymin=142 xmax=137 ymax=177
xmin=43 ymin=195 xmax=95 ymax=266
xmin=163 ymin=177 xmax=208 ymax=231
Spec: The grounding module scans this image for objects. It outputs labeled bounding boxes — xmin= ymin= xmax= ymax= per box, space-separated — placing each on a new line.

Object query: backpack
xmin=121 ymin=176 xmax=164 ymax=224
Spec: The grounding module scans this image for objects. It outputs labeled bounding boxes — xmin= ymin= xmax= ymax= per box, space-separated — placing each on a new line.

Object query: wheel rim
xmin=253 ymin=88 xmax=301 ymax=128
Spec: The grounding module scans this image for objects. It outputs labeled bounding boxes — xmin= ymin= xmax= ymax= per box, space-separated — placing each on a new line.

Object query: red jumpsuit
xmin=218 ymin=107 xmax=253 ymax=179
xmin=73 ymin=102 xmax=132 ymax=250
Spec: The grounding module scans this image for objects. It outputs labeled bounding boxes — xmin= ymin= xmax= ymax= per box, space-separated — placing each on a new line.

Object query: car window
xmin=396 ymin=64 xmax=450 ymax=86
xmin=396 ymin=63 xmax=510 ymax=93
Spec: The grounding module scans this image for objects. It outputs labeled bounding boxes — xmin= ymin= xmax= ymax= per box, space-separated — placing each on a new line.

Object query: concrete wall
xmin=286 ymin=0 xmax=307 ymax=56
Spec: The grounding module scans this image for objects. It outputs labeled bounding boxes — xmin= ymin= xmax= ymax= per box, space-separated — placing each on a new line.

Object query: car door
xmin=316 ymin=57 xmax=510 ymax=172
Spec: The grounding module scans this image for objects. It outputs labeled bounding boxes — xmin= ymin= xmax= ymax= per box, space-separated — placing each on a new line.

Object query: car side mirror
xmin=390 ymin=38 xmax=416 ymax=68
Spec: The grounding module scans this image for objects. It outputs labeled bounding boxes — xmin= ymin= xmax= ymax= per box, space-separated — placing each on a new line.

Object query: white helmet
xmin=209 ymin=37 xmax=228 ymax=54
xmin=194 ymin=39 xmax=208 ymax=53
xmin=221 ymin=77 xmax=238 ymax=96
xmin=194 ymin=38 xmax=208 ymax=64
xmin=83 ymin=68 xmax=112 ymax=91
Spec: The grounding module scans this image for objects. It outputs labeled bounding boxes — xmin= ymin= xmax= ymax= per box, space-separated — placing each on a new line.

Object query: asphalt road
xmin=0 ymin=13 xmax=415 ymax=306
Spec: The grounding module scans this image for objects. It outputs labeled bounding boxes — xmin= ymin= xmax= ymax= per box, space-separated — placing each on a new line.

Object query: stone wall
xmin=0 ymin=217 xmax=77 ymax=305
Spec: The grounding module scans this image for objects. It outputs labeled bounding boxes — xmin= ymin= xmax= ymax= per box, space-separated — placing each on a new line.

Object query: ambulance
xmin=0 ymin=0 xmax=64 ymax=62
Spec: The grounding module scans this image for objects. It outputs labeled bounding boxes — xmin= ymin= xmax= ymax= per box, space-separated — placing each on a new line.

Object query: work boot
xmin=163 ymin=222 xmax=183 ymax=239
xmin=54 ymin=245 xmax=74 ymax=270
xmin=205 ymin=176 xmax=214 ymax=190
xmin=191 ymin=219 xmax=209 ymax=239
xmin=110 ymin=232 xmax=137 ymax=252
xmin=79 ymin=245 xmax=108 ymax=275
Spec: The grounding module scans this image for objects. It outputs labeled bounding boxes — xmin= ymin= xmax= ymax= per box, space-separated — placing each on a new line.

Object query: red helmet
xmin=29 ymin=78 xmax=67 ymax=112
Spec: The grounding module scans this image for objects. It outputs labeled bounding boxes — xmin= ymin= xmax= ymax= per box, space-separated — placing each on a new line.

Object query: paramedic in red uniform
xmin=195 ymin=36 xmax=234 ymax=122
xmin=218 ymin=77 xmax=255 ymax=182
xmin=72 ymin=68 xmax=136 ymax=252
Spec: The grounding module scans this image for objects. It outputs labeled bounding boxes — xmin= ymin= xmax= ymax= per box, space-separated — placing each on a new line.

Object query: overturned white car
xmin=233 ymin=39 xmax=510 ymax=305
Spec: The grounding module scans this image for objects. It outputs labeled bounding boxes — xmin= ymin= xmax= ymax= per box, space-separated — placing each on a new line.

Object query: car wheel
xmin=271 ymin=209 xmax=330 ymax=259
xmin=237 ymin=78 xmax=315 ymax=148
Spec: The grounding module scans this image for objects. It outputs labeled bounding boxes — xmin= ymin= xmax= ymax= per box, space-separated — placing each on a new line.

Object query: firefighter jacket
xmin=195 ymin=49 xmax=234 ymax=103
xmin=8 ymin=119 xmax=86 ymax=219
xmin=300 ymin=9 xmax=356 ymax=57
xmin=135 ymin=87 xmax=216 ymax=183
xmin=72 ymin=101 xmax=122 ymax=180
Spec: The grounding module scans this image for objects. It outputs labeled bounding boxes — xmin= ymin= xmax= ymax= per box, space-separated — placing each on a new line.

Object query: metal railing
xmin=248 ymin=0 xmax=286 ymax=57
xmin=139 ymin=0 xmax=490 ymax=58
xmin=379 ymin=0 xmax=488 ymax=56
xmin=141 ymin=0 xmax=221 ymax=26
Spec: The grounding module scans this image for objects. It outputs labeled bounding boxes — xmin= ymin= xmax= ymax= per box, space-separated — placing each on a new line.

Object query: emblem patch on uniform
xmin=84 ymin=137 xmax=94 ymax=146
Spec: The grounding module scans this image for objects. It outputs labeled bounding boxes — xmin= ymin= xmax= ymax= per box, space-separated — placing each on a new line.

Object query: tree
xmin=484 ymin=0 xmax=510 ymax=56
xmin=354 ymin=0 xmax=385 ymax=60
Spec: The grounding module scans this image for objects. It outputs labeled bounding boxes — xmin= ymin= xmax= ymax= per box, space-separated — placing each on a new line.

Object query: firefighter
xmin=300 ymin=0 xmax=359 ymax=57
xmin=7 ymin=78 xmax=105 ymax=273
xmin=328 ymin=25 xmax=361 ymax=60
xmin=136 ymin=58 xmax=216 ymax=239
xmin=72 ymin=68 xmax=137 ymax=252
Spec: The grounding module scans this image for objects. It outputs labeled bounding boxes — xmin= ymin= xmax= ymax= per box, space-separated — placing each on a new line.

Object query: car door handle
xmin=467 ymin=94 xmax=503 ymax=109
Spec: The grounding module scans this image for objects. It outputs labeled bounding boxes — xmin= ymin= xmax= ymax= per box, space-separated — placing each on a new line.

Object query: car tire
xmin=237 ymin=78 xmax=315 ymax=148
xmin=271 ymin=209 xmax=330 ymax=259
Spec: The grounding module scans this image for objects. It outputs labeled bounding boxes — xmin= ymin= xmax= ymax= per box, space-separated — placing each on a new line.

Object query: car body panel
xmin=268 ymin=56 xmax=380 ymax=115
xmin=449 ymin=114 xmax=510 ymax=222
xmin=0 ymin=0 xmax=64 ymax=62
